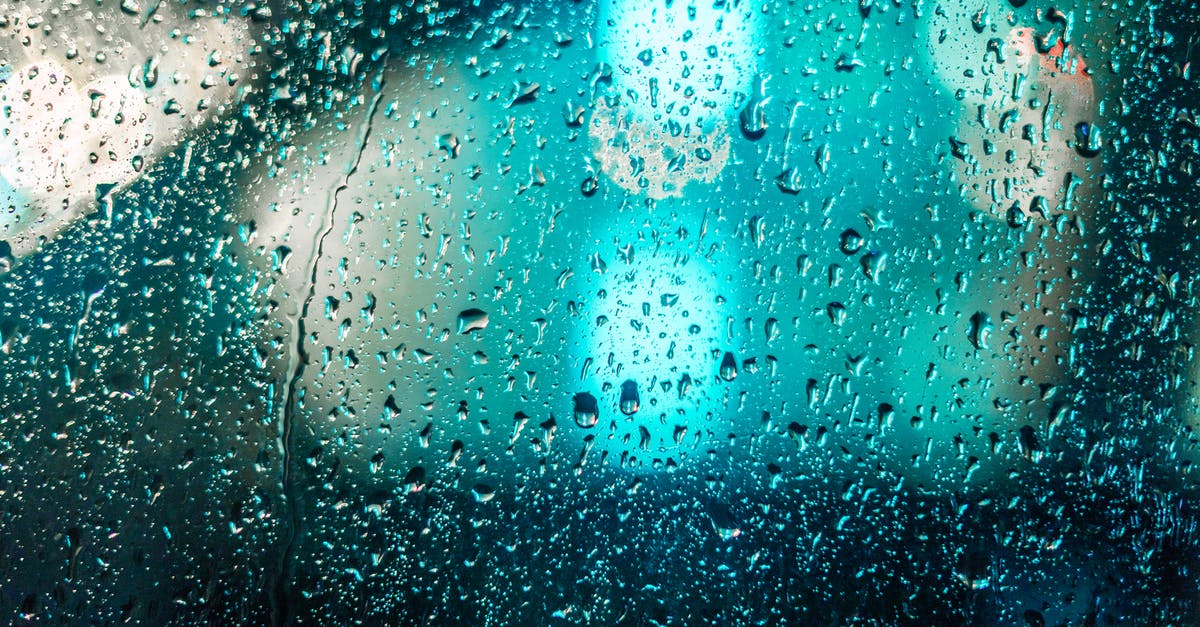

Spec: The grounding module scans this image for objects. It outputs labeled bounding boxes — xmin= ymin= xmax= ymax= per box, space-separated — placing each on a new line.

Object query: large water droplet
xmin=860 ymin=251 xmax=885 ymax=282
xmin=573 ymin=392 xmax=599 ymax=428
xmin=1006 ymin=203 xmax=1028 ymax=229
xmin=827 ymin=302 xmax=847 ymax=326
xmin=619 ymin=380 xmax=640 ymax=416
xmin=142 ymin=56 xmax=159 ymax=87
xmin=839 ymin=229 xmax=864 ymax=255
xmin=403 ymin=466 xmax=426 ymax=493
xmin=739 ymin=76 xmax=769 ymax=140
xmin=1074 ymin=122 xmax=1102 ymax=158
xmin=719 ymin=351 xmax=739 ymax=381
xmin=708 ymin=503 xmax=741 ymax=540
xmin=0 ymin=241 xmax=13 ymax=274
xmin=765 ymin=317 xmax=779 ymax=342
xmin=471 ymin=483 xmax=496 ymax=502
xmin=457 ymin=308 xmax=489 ymax=334
xmin=580 ymin=175 xmax=599 ymax=197
xmin=508 ymin=81 xmax=540 ymax=106
xmin=968 ymin=311 xmax=992 ymax=350
xmin=775 ymin=168 xmax=803 ymax=194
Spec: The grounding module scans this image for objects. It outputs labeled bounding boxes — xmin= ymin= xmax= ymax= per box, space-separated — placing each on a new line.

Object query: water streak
xmin=271 ymin=68 xmax=387 ymax=626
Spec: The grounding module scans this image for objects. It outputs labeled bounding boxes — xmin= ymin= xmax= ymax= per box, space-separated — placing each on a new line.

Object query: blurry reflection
xmin=0 ymin=0 xmax=1197 ymax=624
xmin=0 ymin=1 xmax=254 ymax=256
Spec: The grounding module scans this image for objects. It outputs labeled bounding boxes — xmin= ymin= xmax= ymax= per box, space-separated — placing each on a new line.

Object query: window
xmin=1 ymin=0 xmax=1198 ymax=624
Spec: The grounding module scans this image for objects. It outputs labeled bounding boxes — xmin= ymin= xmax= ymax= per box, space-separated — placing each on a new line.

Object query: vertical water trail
xmin=271 ymin=68 xmax=387 ymax=626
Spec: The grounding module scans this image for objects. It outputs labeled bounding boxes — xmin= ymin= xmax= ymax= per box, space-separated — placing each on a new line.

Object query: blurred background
xmin=0 ymin=0 xmax=1198 ymax=624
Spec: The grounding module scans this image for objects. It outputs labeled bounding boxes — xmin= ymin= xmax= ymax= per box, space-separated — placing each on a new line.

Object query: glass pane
xmin=1 ymin=0 xmax=1197 ymax=623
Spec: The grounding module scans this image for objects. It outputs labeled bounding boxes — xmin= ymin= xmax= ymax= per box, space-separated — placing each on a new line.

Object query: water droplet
xmin=719 ymin=351 xmax=739 ymax=381
xmin=1006 ymin=203 xmax=1028 ymax=229
xmin=877 ymin=404 xmax=896 ymax=429
xmin=508 ymin=81 xmax=540 ymax=106
xmin=859 ymin=251 xmax=885 ymax=282
xmin=678 ymin=374 xmax=693 ymax=399
xmin=827 ymin=302 xmax=847 ymax=326
xmin=471 ymin=483 xmax=495 ymax=503
xmin=562 ymin=102 xmax=586 ymax=127
xmin=971 ymin=6 xmax=990 ymax=34
xmin=142 ymin=57 xmax=159 ymax=88
xmin=580 ymin=175 xmax=599 ymax=197
xmin=457 ymin=308 xmax=489 ymax=334
xmin=764 ymin=317 xmax=779 ymax=342
xmin=948 ymin=136 xmax=971 ymax=161
xmin=619 ymin=380 xmax=640 ymax=416
xmin=708 ymin=503 xmax=741 ymax=540
xmin=1074 ymin=122 xmax=1102 ymax=158
xmin=1018 ymin=425 xmax=1041 ymax=462
xmin=968 ymin=311 xmax=992 ymax=350
xmin=403 ymin=466 xmax=426 ymax=493
xmin=437 ymin=133 xmax=461 ymax=158
xmin=775 ymin=168 xmax=803 ymax=194
xmin=573 ymin=392 xmax=599 ymax=428
xmin=0 ymin=241 xmax=13 ymax=274
xmin=839 ymin=229 xmax=864 ymax=255
xmin=590 ymin=253 xmax=607 ymax=273
xmin=739 ymin=76 xmax=769 ymax=140
xmin=834 ymin=53 xmax=865 ymax=72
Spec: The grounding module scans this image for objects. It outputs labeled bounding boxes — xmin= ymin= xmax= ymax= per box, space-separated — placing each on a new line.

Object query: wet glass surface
xmin=1 ymin=0 xmax=1199 ymax=624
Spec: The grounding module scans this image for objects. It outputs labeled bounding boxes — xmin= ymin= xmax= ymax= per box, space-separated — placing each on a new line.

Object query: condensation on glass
xmin=0 ymin=0 xmax=1198 ymax=624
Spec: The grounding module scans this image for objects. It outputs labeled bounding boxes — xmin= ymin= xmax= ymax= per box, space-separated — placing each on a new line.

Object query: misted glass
xmin=1 ymin=0 xmax=1198 ymax=624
